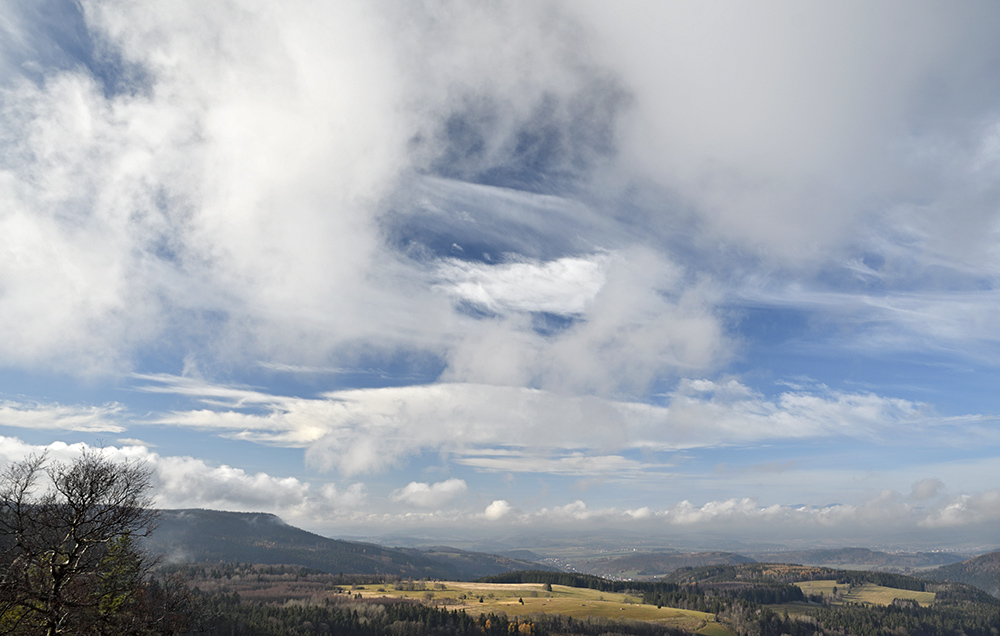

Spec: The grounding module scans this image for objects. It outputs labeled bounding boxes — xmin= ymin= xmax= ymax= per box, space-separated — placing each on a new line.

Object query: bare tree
xmin=0 ymin=450 xmax=185 ymax=636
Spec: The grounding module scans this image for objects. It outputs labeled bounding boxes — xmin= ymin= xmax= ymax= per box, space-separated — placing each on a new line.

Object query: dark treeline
xmin=832 ymin=571 xmax=926 ymax=592
xmin=478 ymin=570 xmax=805 ymax=607
xmin=194 ymin=593 xmax=480 ymax=636
xmin=187 ymin=586 xmax=1000 ymax=636
xmin=478 ymin=570 xmax=641 ymax=592
xmin=164 ymin=561 xmax=393 ymax=586
xmin=749 ymin=602 xmax=1000 ymax=636
xmin=665 ymin=563 xmax=932 ymax=590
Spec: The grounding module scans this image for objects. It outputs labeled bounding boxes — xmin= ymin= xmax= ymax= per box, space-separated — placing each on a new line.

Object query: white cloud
xmin=441 ymin=248 xmax=729 ymax=395
xmin=320 ymin=482 xmax=368 ymax=509
xmin=136 ymin=374 xmax=963 ymax=478
xmin=625 ymin=507 xmax=652 ymax=520
xmin=1 ymin=1 xmax=998 ymax=383
xmin=662 ymin=498 xmax=772 ymax=526
xmin=919 ymin=489 xmax=1000 ymax=528
xmin=483 ymin=499 xmax=514 ymax=521
xmin=0 ymin=1 xmax=439 ymax=373
xmin=0 ymin=400 xmax=125 ymax=432
xmin=736 ymin=284 xmax=1000 ymax=361
xmin=0 ymin=436 xmax=370 ymax=527
xmin=3 ymin=2 xmax=1000 ymax=549
xmin=910 ymin=477 xmax=944 ymax=501
xmin=571 ymin=2 xmax=1000 ymax=261
xmin=117 ymin=437 xmax=155 ymax=448
xmin=153 ymin=455 xmax=311 ymax=512
xmin=455 ymin=451 xmax=653 ymax=477
xmin=390 ymin=479 xmax=468 ymax=508
xmin=434 ymin=254 xmax=609 ymax=315
xmin=0 ymin=434 xmax=997 ymax=543
xmin=0 ymin=1 xmax=735 ymax=402
xmin=540 ymin=500 xmax=592 ymax=521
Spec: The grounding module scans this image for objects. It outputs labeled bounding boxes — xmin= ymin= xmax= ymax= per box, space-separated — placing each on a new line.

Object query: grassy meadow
xmin=795 ymin=580 xmax=936 ymax=607
xmin=344 ymin=582 xmax=729 ymax=635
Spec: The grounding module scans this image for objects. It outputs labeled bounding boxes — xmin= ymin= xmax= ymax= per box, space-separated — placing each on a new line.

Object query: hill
xmin=398 ymin=546 xmax=558 ymax=579
xmin=574 ymin=551 xmax=755 ymax=577
xmin=749 ymin=547 xmax=965 ymax=570
xmin=145 ymin=509 xmax=549 ymax=579
xmin=925 ymin=551 xmax=1000 ymax=598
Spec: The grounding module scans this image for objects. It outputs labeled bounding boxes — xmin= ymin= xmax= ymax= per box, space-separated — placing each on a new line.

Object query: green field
xmin=794 ymin=580 xmax=935 ymax=607
xmin=345 ymin=582 xmax=732 ymax=635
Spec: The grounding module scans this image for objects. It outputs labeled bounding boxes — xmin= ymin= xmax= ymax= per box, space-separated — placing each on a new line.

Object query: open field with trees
xmin=171 ymin=564 xmax=1000 ymax=636
xmin=345 ymin=581 xmax=720 ymax=632
xmin=795 ymin=580 xmax=936 ymax=606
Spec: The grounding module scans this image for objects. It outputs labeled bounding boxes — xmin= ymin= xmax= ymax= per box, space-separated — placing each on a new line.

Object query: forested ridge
xmin=477 ymin=570 xmax=805 ymax=608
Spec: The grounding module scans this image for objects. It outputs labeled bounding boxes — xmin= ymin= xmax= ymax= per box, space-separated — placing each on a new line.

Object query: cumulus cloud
xmin=390 ymin=479 xmax=468 ymax=508
xmin=571 ymin=2 xmax=1000 ymax=259
xmin=0 ymin=0 xmax=631 ymax=378
xmin=320 ymin=482 xmax=368 ymax=509
xmin=0 ymin=2 xmax=431 ymax=371
xmin=440 ymin=248 xmax=728 ymax=395
xmin=1 ymin=434 xmax=998 ymax=544
xmin=919 ymin=489 xmax=1000 ymax=528
xmin=153 ymin=455 xmax=312 ymax=511
xmin=910 ymin=478 xmax=945 ymax=501
xmin=483 ymin=499 xmax=514 ymax=521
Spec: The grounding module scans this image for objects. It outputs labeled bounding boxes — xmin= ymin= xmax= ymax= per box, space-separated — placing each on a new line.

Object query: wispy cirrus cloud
xmin=133 ymin=374 xmax=979 ymax=479
xmin=433 ymin=254 xmax=609 ymax=315
xmin=0 ymin=400 xmax=126 ymax=432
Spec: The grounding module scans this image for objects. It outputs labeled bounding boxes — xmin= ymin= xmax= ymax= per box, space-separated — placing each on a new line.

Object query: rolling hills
xmin=145 ymin=509 xmax=551 ymax=580
xmin=573 ymin=551 xmax=756 ymax=577
xmin=748 ymin=547 xmax=966 ymax=570
xmin=925 ymin=551 xmax=1000 ymax=598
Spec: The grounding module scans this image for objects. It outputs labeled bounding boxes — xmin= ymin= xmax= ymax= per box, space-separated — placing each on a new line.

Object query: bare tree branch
xmin=0 ymin=450 xmax=186 ymax=636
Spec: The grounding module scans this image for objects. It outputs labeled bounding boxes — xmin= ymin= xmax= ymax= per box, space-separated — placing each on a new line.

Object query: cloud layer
xmin=2 ymin=1 xmax=1000 ymax=548
xmin=4 ymin=2 xmax=997 ymax=378
xmin=0 ymin=436 xmax=997 ymax=547
xmin=135 ymin=374 xmax=990 ymax=480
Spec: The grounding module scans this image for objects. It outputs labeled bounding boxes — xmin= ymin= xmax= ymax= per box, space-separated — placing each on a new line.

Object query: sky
xmin=2 ymin=0 xmax=1000 ymax=551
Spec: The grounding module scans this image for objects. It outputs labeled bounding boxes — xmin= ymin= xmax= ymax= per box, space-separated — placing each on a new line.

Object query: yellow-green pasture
xmin=342 ymin=582 xmax=732 ymax=635
xmin=794 ymin=580 xmax=935 ymax=607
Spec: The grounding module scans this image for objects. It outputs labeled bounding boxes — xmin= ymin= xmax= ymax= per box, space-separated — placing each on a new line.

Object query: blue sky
xmin=2 ymin=0 xmax=1000 ymax=550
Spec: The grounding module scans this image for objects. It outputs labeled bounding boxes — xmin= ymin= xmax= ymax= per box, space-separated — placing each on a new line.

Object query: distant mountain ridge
xmin=567 ymin=547 xmax=966 ymax=579
xmin=143 ymin=509 xmax=991 ymax=591
xmin=144 ymin=509 xmax=551 ymax=580
xmin=575 ymin=551 xmax=755 ymax=577
xmin=925 ymin=552 xmax=1000 ymax=598
xmin=749 ymin=547 xmax=966 ymax=570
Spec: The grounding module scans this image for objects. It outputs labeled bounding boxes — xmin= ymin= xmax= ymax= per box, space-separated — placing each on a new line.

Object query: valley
xmin=143 ymin=509 xmax=1000 ymax=635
